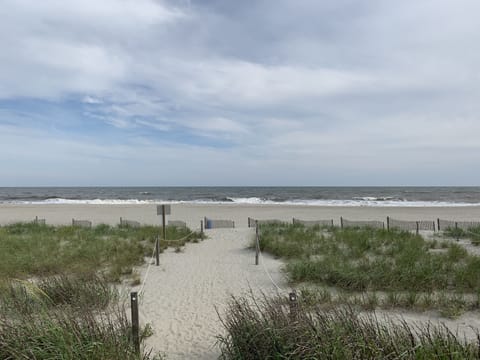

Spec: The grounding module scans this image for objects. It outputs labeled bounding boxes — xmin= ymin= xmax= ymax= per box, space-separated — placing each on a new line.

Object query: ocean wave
xmin=3 ymin=197 xmax=480 ymax=207
xmin=352 ymin=196 xmax=403 ymax=202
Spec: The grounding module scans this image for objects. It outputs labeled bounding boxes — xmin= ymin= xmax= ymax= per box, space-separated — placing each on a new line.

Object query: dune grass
xmin=444 ymin=226 xmax=480 ymax=245
xmin=0 ymin=222 xmax=203 ymax=281
xmin=0 ymin=275 xmax=161 ymax=359
xmin=217 ymin=293 xmax=480 ymax=359
xmin=0 ymin=221 xmax=202 ymax=359
xmin=256 ymin=223 xmax=480 ymax=316
xmin=258 ymin=223 xmax=480 ymax=292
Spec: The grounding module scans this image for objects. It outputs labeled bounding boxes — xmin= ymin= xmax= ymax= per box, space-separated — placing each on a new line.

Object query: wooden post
xmin=331 ymin=219 xmax=334 ymax=227
xmin=437 ymin=218 xmax=441 ymax=231
xmin=340 ymin=217 xmax=344 ymax=229
xmin=455 ymin=222 xmax=459 ymax=241
xmin=416 ymin=221 xmax=419 ymax=235
xmin=204 ymin=217 xmax=207 ymax=230
xmin=200 ymin=220 xmax=204 ymax=235
xmin=255 ymin=221 xmax=259 ymax=266
xmin=162 ymin=205 xmax=167 ymax=241
xmin=289 ymin=290 xmax=298 ymax=321
xmin=386 ymin=216 xmax=390 ymax=231
xmin=433 ymin=221 xmax=436 ymax=232
xmin=130 ymin=292 xmax=140 ymax=355
xmin=155 ymin=236 xmax=160 ymax=266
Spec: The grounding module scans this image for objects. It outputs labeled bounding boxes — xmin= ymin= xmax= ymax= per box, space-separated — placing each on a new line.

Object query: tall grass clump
xmin=0 ymin=276 xmax=160 ymax=359
xmin=217 ymin=294 xmax=480 ymax=359
xmin=257 ymin=223 xmax=480 ymax=293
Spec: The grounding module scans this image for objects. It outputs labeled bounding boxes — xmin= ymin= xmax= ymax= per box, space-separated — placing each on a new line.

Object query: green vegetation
xmin=217 ymin=294 xmax=480 ymax=359
xmin=258 ymin=223 xmax=480 ymax=292
xmin=444 ymin=226 xmax=480 ymax=245
xmin=0 ymin=275 xmax=160 ymax=359
xmin=0 ymin=221 xmax=202 ymax=359
xmin=0 ymin=222 xmax=203 ymax=281
xmin=255 ymin=223 xmax=480 ymax=316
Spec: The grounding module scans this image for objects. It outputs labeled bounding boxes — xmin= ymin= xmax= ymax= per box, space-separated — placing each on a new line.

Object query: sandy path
xmin=131 ymin=228 xmax=288 ymax=359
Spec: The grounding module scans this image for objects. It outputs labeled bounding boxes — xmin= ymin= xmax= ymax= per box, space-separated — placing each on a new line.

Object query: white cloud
xmin=1 ymin=0 xmax=480 ymax=185
xmin=82 ymin=96 xmax=103 ymax=104
xmin=0 ymin=0 xmax=185 ymax=99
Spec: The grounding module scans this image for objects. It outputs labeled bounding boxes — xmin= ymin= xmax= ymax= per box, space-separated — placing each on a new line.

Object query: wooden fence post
xmin=289 ymin=290 xmax=298 ymax=321
xmin=340 ymin=217 xmax=344 ymax=229
xmin=130 ymin=292 xmax=140 ymax=355
xmin=155 ymin=236 xmax=160 ymax=266
xmin=255 ymin=220 xmax=259 ymax=266
xmin=386 ymin=216 xmax=390 ymax=231
xmin=162 ymin=205 xmax=167 ymax=242
xmin=437 ymin=218 xmax=441 ymax=231
xmin=200 ymin=220 xmax=204 ymax=235
xmin=416 ymin=221 xmax=419 ymax=235
xmin=455 ymin=222 xmax=459 ymax=241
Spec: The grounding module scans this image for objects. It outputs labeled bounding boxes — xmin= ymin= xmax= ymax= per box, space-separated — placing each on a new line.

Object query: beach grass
xmin=217 ymin=293 xmax=480 ymax=359
xmin=256 ymin=223 xmax=480 ymax=314
xmin=444 ymin=226 xmax=480 ymax=245
xmin=0 ymin=222 xmax=203 ymax=281
xmin=0 ymin=275 xmax=163 ymax=359
xmin=0 ymin=222 xmax=202 ymax=359
xmin=258 ymin=223 xmax=480 ymax=292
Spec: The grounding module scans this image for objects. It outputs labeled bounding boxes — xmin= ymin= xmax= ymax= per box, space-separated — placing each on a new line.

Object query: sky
xmin=1 ymin=0 xmax=480 ymax=186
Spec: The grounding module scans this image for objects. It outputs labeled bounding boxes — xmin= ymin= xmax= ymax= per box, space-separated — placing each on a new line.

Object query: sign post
xmin=157 ymin=204 xmax=171 ymax=243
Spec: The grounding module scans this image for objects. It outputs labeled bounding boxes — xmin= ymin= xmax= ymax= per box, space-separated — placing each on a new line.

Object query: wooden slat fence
xmin=293 ymin=218 xmax=334 ymax=227
xmin=204 ymin=217 xmax=235 ymax=229
xmin=438 ymin=219 xmax=480 ymax=231
xmin=341 ymin=218 xmax=384 ymax=230
xmin=72 ymin=219 xmax=92 ymax=228
xmin=120 ymin=218 xmax=140 ymax=228
xmin=388 ymin=218 xmax=435 ymax=231
xmin=248 ymin=217 xmax=287 ymax=227
xmin=33 ymin=216 xmax=46 ymax=225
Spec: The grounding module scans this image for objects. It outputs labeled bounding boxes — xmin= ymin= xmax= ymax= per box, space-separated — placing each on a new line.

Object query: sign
xmin=157 ymin=204 xmax=171 ymax=215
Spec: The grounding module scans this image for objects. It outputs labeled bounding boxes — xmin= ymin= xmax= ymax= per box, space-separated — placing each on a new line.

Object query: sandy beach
xmin=1 ymin=203 xmax=480 ymax=227
xmin=3 ymin=203 xmax=480 ymax=358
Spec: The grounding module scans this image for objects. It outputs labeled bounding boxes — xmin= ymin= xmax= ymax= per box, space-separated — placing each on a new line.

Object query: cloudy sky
xmin=1 ymin=0 xmax=479 ymax=186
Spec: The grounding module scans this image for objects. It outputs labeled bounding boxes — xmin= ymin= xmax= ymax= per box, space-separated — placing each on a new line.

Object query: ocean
xmin=1 ymin=187 xmax=480 ymax=207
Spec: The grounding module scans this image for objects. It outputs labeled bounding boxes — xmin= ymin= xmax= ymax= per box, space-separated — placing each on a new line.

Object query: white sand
xmin=130 ymin=228 xmax=287 ymax=359
xmin=3 ymin=203 xmax=480 ymax=358
xmin=2 ymin=203 xmax=480 ymax=227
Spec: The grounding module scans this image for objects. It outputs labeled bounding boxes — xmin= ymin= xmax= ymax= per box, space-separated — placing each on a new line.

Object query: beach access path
xmin=130 ymin=228 xmax=287 ymax=360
